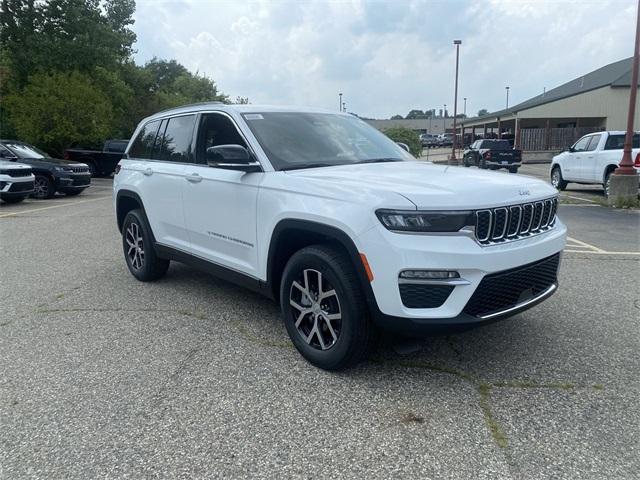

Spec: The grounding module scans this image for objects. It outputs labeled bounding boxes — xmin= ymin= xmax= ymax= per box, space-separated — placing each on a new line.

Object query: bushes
xmin=383 ymin=127 xmax=422 ymax=157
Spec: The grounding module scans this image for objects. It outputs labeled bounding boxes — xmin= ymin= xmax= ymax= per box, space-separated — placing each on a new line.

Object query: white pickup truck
xmin=550 ymin=131 xmax=640 ymax=196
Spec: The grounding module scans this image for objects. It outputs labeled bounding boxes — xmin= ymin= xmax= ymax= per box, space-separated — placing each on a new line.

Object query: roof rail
xmin=154 ymin=101 xmax=226 ymax=115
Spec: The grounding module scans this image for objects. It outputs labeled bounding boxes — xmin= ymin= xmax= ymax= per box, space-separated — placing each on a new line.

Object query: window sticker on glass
xmin=244 ymin=114 xmax=264 ymax=120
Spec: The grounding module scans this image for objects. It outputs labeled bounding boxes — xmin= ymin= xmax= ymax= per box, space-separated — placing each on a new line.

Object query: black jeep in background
xmin=0 ymin=140 xmax=91 ymax=199
xmin=463 ymin=139 xmax=522 ymax=173
xmin=64 ymin=139 xmax=128 ymax=176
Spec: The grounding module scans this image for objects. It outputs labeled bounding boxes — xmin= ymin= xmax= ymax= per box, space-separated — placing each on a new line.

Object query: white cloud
xmin=133 ymin=0 xmax=637 ymax=118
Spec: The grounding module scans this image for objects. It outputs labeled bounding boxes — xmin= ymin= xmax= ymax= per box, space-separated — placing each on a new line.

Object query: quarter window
xmin=156 ymin=115 xmax=197 ymax=163
xmin=129 ymin=120 xmax=161 ymax=159
xmin=604 ymin=134 xmax=640 ymax=150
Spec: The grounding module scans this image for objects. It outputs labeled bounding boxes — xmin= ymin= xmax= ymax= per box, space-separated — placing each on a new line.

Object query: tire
xmin=550 ymin=166 xmax=568 ymax=191
xmin=86 ymin=161 xmax=98 ymax=177
xmin=280 ymin=244 xmax=373 ymax=371
xmin=1 ymin=196 xmax=26 ymax=203
xmin=480 ymin=158 xmax=487 ymax=169
xmin=32 ymin=175 xmax=55 ymax=199
xmin=122 ymin=209 xmax=169 ymax=281
xmin=508 ymin=166 xmax=519 ymax=174
xmin=463 ymin=156 xmax=470 ymax=167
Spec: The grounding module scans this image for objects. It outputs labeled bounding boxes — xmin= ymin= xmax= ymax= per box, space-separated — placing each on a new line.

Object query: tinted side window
xmin=129 ymin=120 xmax=161 ymax=159
xmin=155 ymin=115 xmax=196 ymax=163
xmin=586 ymin=134 xmax=601 ymax=151
xmin=196 ymin=113 xmax=247 ymax=164
xmin=604 ymin=134 xmax=640 ymax=150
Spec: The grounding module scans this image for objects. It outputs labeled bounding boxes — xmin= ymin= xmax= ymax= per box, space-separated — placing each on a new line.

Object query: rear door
xmin=181 ymin=112 xmax=263 ymax=277
xmin=127 ymin=115 xmax=195 ymax=251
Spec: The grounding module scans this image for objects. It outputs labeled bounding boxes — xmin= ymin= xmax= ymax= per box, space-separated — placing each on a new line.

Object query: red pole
xmin=616 ymin=0 xmax=640 ymax=175
xmin=450 ymin=40 xmax=462 ymax=165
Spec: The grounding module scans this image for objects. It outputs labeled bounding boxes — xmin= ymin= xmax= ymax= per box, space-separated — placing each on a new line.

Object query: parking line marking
xmin=566 ymin=236 xmax=605 ymax=253
xmin=564 ymin=250 xmax=640 ymax=255
xmin=560 ymin=194 xmax=598 ymax=204
xmin=0 ymin=195 xmax=111 ymax=218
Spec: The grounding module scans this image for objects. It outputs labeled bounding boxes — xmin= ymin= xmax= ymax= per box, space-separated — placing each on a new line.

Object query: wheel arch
xmin=603 ymin=164 xmax=617 ymax=184
xmin=116 ymin=190 xmax=147 ymax=233
xmin=266 ymin=219 xmax=377 ymax=310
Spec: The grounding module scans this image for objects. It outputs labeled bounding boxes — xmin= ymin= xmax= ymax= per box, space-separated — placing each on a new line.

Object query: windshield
xmin=241 ymin=112 xmax=413 ymax=170
xmin=3 ymin=142 xmax=48 ymax=159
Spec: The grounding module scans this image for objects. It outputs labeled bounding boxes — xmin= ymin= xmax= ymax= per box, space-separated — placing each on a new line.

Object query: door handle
xmin=143 ymin=167 xmax=153 ymax=176
xmin=186 ymin=173 xmax=203 ymax=183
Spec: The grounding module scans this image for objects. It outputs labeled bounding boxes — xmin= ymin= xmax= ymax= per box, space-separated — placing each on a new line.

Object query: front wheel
xmin=604 ymin=171 xmax=612 ymax=198
xmin=550 ymin=166 xmax=568 ymax=191
xmin=509 ymin=166 xmax=519 ymax=174
xmin=32 ymin=175 xmax=55 ymax=199
xmin=122 ymin=209 xmax=169 ymax=281
xmin=280 ymin=245 xmax=373 ymax=370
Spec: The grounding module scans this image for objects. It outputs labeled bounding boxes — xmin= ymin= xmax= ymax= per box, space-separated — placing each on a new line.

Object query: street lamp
xmin=609 ymin=0 xmax=640 ymax=204
xmin=449 ymin=39 xmax=462 ymax=166
xmin=505 ymin=86 xmax=510 ymax=110
xmin=443 ymin=104 xmax=447 ymax=118
xmin=342 ymin=102 xmax=346 ymax=113
xmin=463 ymin=97 xmax=467 ymax=116
xmin=339 ymin=93 xmax=342 ymax=112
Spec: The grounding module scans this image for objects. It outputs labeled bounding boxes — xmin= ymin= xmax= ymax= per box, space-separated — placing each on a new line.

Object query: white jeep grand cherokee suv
xmin=114 ymin=103 xmax=566 ymax=370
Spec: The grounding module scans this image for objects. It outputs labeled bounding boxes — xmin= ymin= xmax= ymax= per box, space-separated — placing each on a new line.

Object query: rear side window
xmin=604 ymin=134 xmax=640 ymax=150
xmin=129 ymin=120 xmax=161 ymax=159
xmin=156 ymin=115 xmax=196 ymax=163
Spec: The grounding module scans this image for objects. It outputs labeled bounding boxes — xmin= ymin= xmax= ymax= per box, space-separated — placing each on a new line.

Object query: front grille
xmin=3 ymin=169 xmax=31 ymax=178
xmin=399 ymin=284 xmax=454 ymax=309
xmin=8 ymin=180 xmax=35 ymax=193
xmin=70 ymin=166 xmax=89 ymax=173
xmin=464 ymin=253 xmax=560 ymax=318
xmin=475 ymin=197 xmax=557 ymax=244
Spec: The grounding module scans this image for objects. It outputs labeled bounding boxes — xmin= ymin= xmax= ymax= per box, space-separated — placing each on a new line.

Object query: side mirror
xmin=567 ymin=146 xmax=575 ymax=153
xmin=396 ymin=142 xmax=410 ymax=153
xmin=206 ymin=145 xmax=261 ymax=172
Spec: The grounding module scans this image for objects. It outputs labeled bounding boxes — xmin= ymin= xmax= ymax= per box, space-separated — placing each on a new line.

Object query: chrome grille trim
xmin=474 ymin=197 xmax=558 ymax=245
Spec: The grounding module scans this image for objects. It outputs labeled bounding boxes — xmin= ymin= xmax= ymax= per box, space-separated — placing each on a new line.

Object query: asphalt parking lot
xmin=1 ymin=171 xmax=639 ymax=479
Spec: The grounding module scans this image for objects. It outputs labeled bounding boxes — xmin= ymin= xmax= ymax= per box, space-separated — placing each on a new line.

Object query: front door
xmin=564 ymin=135 xmax=591 ymax=181
xmin=182 ymin=112 xmax=263 ymax=277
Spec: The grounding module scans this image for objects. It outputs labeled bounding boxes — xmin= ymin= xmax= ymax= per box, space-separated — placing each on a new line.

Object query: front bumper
xmin=56 ymin=173 xmax=91 ymax=190
xmin=0 ymin=176 xmax=35 ymax=197
xmin=357 ymin=220 xmax=566 ymax=334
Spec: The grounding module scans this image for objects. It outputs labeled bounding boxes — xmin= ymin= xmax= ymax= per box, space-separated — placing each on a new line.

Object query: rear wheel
xmin=508 ymin=166 xmax=519 ymax=174
xmin=480 ymin=158 xmax=488 ymax=169
xmin=604 ymin=170 xmax=613 ymax=198
xmin=550 ymin=166 xmax=568 ymax=191
xmin=122 ymin=209 xmax=169 ymax=281
xmin=280 ymin=245 xmax=372 ymax=370
xmin=32 ymin=175 xmax=55 ymax=199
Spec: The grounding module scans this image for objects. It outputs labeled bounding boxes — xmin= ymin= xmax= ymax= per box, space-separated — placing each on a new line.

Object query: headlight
xmin=376 ymin=209 xmax=473 ymax=232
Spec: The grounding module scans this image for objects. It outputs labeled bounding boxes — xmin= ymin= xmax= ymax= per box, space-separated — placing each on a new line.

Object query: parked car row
xmin=0 ymin=140 xmax=91 ymax=202
xmin=419 ymin=133 xmax=454 ymax=148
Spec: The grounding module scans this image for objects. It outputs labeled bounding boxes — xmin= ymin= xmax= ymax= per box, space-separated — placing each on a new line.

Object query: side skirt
xmin=154 ymin=243 xmax=274 ymax=300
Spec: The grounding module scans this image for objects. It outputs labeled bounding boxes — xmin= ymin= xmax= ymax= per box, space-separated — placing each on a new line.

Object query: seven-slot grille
xmin=475 ymin=198 xmax=557 ymax=244
xmin=70 ymin=166 xmax=89 ymax=173
xmin=3 ymin=169 xmax=32 ymax=177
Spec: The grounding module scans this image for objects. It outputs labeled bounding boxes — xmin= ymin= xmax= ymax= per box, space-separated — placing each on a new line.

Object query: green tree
xmin=477 ymin=108 xmax=489 ymax=117
xmin=390 ymin=114 xmax=403 ymax=120
xmin=5 ymin=71 xmax=113 ymax=156
xmin=405 ymin=109 xmax=428 ymax=119
xmin=383 ymin=127 xmax=422 ymax=157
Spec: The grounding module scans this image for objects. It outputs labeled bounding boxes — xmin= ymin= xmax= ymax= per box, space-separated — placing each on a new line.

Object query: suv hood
xmin=286 ymin=161 xmax=557 ymax=209
xmin=0 ymin=159 xmax=31 ymax=171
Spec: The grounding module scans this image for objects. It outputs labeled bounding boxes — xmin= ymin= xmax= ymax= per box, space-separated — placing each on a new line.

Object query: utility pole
xmin=338 ymin=93 xmax=342 ymax=112
xmin=449 ymin=40 xmax=462 ymax=166
xmin=505 ymin=86 xmax=510 ymax=110
xmin=609 ymin=0 xmax=640 ymax=205
xmin=463 ymin=97 xmax=467 ymax=117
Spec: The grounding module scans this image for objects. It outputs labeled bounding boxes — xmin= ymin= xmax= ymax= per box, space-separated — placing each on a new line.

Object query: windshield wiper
xmin=355 ymin=158 xmax=403 ymax=164
xmin=281 ymin=162 xmax=337 ymax=171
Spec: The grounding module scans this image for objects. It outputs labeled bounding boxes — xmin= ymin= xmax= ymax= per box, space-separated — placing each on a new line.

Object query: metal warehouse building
xmin=460 ymin=57 xmax=639 ymax=151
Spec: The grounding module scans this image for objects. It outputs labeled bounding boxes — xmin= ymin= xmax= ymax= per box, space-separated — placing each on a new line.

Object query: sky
xmin=133 ymin=0 xmax=638 ymax=119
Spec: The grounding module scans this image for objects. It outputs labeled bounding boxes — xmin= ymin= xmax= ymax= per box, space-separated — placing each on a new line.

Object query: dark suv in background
xmin=0 ymin=140 xmax=91 ymax=199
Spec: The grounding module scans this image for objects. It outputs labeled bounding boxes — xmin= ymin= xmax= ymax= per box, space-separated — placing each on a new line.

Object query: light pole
xmin=463 ymin=97 xmax=467 ymax=117
xmin=339 ymin=93 xmax=342 ymax=112
xmin=609 ymin=0 xmax=640 ymax=204
xmin=342 ymin=102 xmax=346 ymax=113
xmin=505 ymin=86 xmax=510 ymax=110
xmin=443 ymin=104 xmax=447 ymax=118
xmin=449 ymin=39 xmax=462 ymax=166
